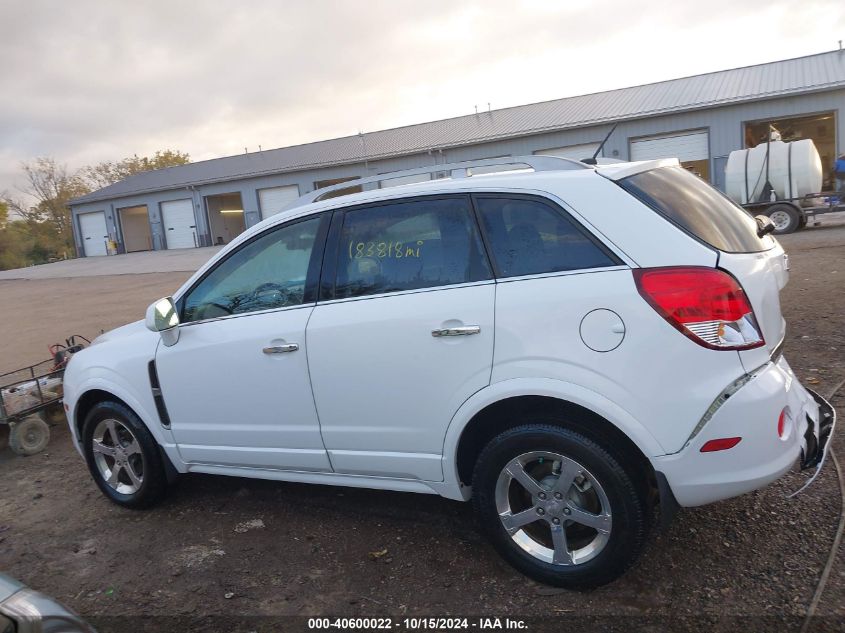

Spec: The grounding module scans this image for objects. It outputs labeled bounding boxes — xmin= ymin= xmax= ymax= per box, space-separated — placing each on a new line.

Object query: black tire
xmin=82 ymin=401 xmax=168 ymax=509
xmin=9 ymin=415 xmax=50 ymax=456
xmin=765 ymin=203 xmax=801 ymax=235
xmin=472 ymin=423 xmax=649 ymax=589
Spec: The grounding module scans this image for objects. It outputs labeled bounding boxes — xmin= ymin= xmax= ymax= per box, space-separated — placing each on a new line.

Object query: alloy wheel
xmin=494 ymin=451 xmax=612 ymax=566
xmin=91 ymin=418 xmax=145 ymax=495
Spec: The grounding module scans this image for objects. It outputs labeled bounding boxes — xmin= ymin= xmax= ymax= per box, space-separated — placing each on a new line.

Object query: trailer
xmin=743 ymin=192 xmax=845 ymax=235
xmin=725 ymin=128 xmax=844 ymax=234
xmin=0 ymin=336 xmax=88 ymax=455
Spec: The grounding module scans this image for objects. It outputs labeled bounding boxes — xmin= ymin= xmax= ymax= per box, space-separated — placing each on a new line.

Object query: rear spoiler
xmin=596 ymin=158 xmax=680 ymax=181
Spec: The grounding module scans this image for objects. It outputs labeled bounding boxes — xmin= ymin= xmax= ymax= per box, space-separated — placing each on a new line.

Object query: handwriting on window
xmin=348 ymin=240 xmax=424 ymax=259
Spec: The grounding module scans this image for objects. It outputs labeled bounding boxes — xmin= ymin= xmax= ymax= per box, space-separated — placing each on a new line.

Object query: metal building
xmin=69 ymin=49 xmax=845 ymax=257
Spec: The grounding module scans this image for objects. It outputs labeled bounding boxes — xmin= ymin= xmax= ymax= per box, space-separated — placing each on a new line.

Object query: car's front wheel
xmin=82 ymin=401 xmax=168 ymax=509
xmin=472 ymin=424 xmax=649 ymax=589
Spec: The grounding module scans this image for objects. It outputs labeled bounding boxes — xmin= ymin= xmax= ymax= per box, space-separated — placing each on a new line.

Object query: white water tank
xmin=725 ymin=139 xmax=822 ymax=205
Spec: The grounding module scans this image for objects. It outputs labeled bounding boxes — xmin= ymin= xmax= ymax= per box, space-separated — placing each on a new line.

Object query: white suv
xmin=63 ymin=156 xmax=834 ymax=588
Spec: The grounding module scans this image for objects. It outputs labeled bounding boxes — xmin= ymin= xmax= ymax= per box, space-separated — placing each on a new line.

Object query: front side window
xmin=475 ymin=196 xmax=617 ymax=278
xmin=182 ymin=216 xmax=322 ymax=322
xmin=334 ymin=197 xmax=491 ymax=299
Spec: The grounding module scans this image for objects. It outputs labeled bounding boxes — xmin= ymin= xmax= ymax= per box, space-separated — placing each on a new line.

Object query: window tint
xmin=335 ymin=197 xmax=491 ymax=299
xmin=183 ymin=216 xmax=322 ymax=322
xmin=475 ymin=197 xmax=617 ymax=277
xmin=619 ymin=166 xmax=774 ymax=253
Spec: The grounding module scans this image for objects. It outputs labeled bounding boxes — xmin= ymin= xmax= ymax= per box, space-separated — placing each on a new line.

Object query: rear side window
xmin=474 ymin=196 xmax=617 ymax=278
xmin=619 ymin=166 xmax=774 ymax=253
xmin=334 ymin=197 xmax=491 ymax=299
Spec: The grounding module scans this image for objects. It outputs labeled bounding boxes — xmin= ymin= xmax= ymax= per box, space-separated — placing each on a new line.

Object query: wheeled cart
xmin=0 ymin=336 xmax=88 ymax=455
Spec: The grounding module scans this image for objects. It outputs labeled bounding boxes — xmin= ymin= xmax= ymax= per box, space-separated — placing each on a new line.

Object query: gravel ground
xmin=0 ymin=221 xmax=843 ymax=633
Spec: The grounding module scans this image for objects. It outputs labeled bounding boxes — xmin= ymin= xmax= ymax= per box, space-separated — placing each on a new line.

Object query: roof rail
xmin=287 ymin=155 xmax=591 ymax=209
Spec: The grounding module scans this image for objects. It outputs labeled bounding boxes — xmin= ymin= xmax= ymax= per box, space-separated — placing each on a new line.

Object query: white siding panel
xmin=161 ymin=199 xmax=197 ymax=249
xmin=79 ymin=211 xmax=108 ymax=257
xmin=259 ymin=185 xmax=300 ymax=219
xmin=630 ymin=130 xmax=709 ymax=162
xmin=534 ymin=143 xmax=601 ymax=161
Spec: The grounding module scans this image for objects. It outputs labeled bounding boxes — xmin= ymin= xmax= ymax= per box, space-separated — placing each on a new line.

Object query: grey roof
xmin=72 ymin=49 xmax=845 ymax=205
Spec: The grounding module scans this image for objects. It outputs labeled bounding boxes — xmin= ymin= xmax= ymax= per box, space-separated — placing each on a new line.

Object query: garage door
xmin=534 ymin=143 xmax=601 ymax=161
xmin=78 ymin=211 xmax=108 ymax=257
xmin=258 ymin=185 xmax=300 ymax=219
xmin=160 ymin=199 xmax=197 ymax=249
xmin=630 ymin=130 xmax=709 ymax=162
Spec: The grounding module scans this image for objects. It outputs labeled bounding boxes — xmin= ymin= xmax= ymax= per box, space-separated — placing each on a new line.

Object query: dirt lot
xmin=1 ymin=222 xmax=844 ymax=632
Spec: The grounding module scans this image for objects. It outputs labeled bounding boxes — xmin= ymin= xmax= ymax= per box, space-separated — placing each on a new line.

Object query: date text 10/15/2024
xmin=308 ymin=617 xmax=528 ymax=630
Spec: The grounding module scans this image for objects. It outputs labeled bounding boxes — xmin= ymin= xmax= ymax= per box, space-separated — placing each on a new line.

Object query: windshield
xmin=618 ymin=166 xmax=775 ymax=253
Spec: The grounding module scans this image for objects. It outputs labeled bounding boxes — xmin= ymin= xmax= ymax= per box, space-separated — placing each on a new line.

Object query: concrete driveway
xmin=0 ymin=246 xmax=223 ymax=280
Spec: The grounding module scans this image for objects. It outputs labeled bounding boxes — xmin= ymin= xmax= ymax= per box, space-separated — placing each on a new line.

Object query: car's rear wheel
xmin=82 ymin=401 xmax=167 ymax=509
xmin=472 ymin=424 xmax=649 ymax=589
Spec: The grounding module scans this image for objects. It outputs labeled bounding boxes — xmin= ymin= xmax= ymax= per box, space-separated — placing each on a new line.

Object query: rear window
xmin=619 ymin=167 xmax=774 ymax=253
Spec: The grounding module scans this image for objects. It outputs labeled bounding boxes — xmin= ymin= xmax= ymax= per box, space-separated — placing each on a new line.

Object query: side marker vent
xmin=147 ymin=360 xmax=172 ymax=429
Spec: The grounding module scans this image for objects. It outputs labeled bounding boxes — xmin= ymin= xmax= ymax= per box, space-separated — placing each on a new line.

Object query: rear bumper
xmin=651 ymin=356 xmax=832 ymax=507
xmin=788 ymin=387 xmax=836 ymax=497
xmin=800 ymin=388 xmax=835 ymax=468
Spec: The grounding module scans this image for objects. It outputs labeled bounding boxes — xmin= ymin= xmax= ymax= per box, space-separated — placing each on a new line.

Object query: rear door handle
xmin=431 ymin=325 xmax=481 ymax=337
xmin=263 ymin=343 xmax=299 ymax=354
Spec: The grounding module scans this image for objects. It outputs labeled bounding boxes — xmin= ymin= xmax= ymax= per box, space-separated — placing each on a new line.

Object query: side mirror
xmin=145 ymin=297 xmax=180 ymax=346
xmin=754 ymin=215 xmax=776 ymax=238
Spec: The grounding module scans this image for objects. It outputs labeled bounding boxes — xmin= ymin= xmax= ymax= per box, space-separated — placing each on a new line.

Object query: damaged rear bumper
xmin=790 ymin=388 xmax=836 ymax=497
xmin=651 ymin=355 xmax=834 ymax=507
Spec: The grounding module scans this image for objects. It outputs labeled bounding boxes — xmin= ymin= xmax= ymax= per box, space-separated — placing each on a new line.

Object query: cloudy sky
xmin=1 ymin=0 xmax=843 ymax=198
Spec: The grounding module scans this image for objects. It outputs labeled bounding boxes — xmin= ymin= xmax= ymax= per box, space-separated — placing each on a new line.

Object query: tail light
xmin=633 ymin=267 xmax=765 ymax=350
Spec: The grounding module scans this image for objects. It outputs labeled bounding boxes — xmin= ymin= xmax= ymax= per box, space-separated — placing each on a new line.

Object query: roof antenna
xmin=474 ymin=105 xmax=478 ymax=115
xmin=582 ymin=123 xmax=618 ymax=165
xmin=258 ymin=145 xmax=262 ymax=152
xmin=487 ymin=102 xmax=491 ymax=113
xmin=244 ymin=147 xmax=248 ymax=154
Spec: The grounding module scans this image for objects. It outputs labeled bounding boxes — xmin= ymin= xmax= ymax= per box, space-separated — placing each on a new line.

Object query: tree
xmin=80 ymin=149 xmax=190 ymax=190
xmin=2 ymin=157 xmax=86 ymax=254
xmin=0 ymin=149 xmax=191 ymax=271
xmin=0 ymin=201 xmax=15 ymax=269
xmin=0 ymin=220 xmax=36 ymax=270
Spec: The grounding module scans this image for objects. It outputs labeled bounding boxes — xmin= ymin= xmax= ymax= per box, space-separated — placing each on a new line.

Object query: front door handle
xmin=263 ymin=343 xmax=299 ymax=354
xmin=431 ymin=325 xmax=481 ymax=337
